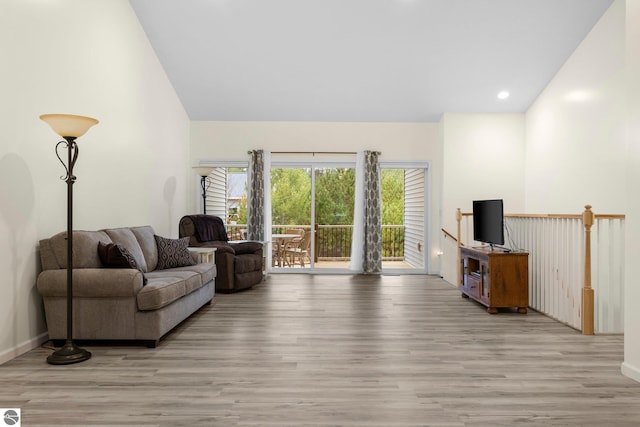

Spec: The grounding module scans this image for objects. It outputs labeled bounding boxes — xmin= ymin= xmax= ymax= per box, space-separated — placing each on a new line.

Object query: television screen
xmin=473 ymin=199 xmax=504 ymax=246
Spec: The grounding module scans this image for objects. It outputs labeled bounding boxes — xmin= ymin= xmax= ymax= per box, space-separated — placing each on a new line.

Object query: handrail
xmin=441 ymin=228 xmax=458 ymax=242
xmin=459 ymin=212 xmax=625 ymax=220
xmin=460 ymin=212 xmax=579 ymax=219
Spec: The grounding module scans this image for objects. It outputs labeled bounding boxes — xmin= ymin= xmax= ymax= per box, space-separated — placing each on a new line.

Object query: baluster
xmin=456 ymin=208 xmax=462 ymax=288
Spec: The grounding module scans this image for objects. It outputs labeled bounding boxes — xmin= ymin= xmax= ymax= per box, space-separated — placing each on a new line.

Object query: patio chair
xmin=284 ymin=230 xmax=312 ymax=267
xmin=272 ymin=228 xmax=303 ymax=267
xmin=284 ymin=228 xmax=304 ymax=237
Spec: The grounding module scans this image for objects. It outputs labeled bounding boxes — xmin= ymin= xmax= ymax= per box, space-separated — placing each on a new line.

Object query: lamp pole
xmin=40 ymin=113 xmax=98 ymax=365
xmin=46 ymin=137 xmax=92 ymax=365
xmin=200 ymin=175 xmax=208 ymax=215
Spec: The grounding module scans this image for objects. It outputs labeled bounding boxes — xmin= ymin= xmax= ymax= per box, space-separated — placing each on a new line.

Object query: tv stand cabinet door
xmin=464 ymin=275 xmax=480 ymax=299
xmin=479 ymin=261 xmax=490 ymax=304
xmin=487 ymin=252 xmax=529 ymax=309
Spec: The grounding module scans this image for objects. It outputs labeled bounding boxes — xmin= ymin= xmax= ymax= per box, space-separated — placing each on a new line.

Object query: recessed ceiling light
xmin=497 ymin=91 xmax=510 ymax=100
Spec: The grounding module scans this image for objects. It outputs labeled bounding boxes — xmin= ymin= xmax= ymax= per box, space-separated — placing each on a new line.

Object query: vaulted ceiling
xmin=129 ymin=0 xmax=613 ymax=122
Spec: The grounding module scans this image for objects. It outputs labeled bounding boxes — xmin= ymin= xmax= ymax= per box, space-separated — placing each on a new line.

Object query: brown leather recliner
xmin=179 ymin=215 xmax=263 ymax=293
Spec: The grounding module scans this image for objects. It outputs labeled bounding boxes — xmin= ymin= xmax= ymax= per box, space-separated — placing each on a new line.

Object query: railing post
xmin=314 ymin=223 xmax=319 ymax=263
xmin=456 ymin=208 xmax=462 ymax=288
xmin=581 ymin=204 xmax=595 ymax=335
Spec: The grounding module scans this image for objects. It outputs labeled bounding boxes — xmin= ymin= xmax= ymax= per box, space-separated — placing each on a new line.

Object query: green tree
xmin=271 ymin=168 xmax=311 ymax=225
xmin=237 ymin=194 xmax=247 ymax=224
xmin=269 ymin=167 xmax=404 ymax=226
xmin=314 ymin=168 xmax=355 ymax=225
xmin=381 ymin=169 xmax=404 ymax=225
xmin=268 ymin=167 xmax=405 ymax=258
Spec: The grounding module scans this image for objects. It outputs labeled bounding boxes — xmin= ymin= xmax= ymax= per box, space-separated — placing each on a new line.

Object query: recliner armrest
xmin=192 ymin=241 xmax=236 ymax=255
xmin=229 ymin=241 xmax=264 ymax=255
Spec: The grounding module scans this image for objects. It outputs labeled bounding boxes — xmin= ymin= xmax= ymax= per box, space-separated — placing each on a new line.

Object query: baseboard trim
xmin=0 ymin=332 xmax=49 ymax=365
xmin=621 ymin=361 xmax=640 ymax=383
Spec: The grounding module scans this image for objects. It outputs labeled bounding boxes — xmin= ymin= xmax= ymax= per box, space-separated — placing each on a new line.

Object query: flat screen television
xmin=473 ymin=199 xmax=505 ymax=247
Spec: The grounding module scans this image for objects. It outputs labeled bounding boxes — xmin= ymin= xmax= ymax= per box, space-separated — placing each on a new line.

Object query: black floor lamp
xmin=193 ymin=166 xmax=214 ymax=214
xmin=40 ymin=113 xmax=99 ymax=365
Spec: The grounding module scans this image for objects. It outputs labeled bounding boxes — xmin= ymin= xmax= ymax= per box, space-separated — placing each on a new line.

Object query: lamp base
xmin=47 ymin=341 xmax=92 ymax=365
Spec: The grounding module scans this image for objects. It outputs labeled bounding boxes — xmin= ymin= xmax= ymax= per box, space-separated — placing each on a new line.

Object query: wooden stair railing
xmin=455 ymin=204 xmax=624 ymax=335
xmin=440 ymin=227 xmax=458 ymax=243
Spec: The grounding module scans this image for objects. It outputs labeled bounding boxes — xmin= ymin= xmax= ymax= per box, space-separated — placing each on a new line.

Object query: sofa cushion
xmin=48 ymin=230 xmax=112 ymax=269
xmin=39 ymin=239 xmax=60 ymax=271
xmin=104 ymin=228 xmax=148 ymax=272
xmin=131 ymin=226 xmax=158 ymax=272
xmin=155 ymin=235 xmax=196 ymax=270
xmin=137 ymin=275 xmax=187 ymax=311
xmin=165 ymin=263 xmax=216 ymax=291
xmin=144 ymin=270 xmax=201 ymax=295
xmin=139 ymin=262 xmax=216 ymax=310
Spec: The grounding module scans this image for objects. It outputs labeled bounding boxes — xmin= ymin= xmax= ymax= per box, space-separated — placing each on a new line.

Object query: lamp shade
xmin=193 ymin=166 xmax=214 ymax=177
xmin=40 ymin=114 xmax=99 ymax=138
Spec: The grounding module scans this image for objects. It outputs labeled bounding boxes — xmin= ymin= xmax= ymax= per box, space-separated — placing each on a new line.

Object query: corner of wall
xmin=621 ymin=362 xmax=640 ymax=383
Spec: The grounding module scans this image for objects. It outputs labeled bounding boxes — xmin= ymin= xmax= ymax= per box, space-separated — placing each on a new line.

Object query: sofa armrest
xmin=37 ymin=268 xmax=144 ymax=298
xmin=229 ymin=240 xmax=264 ymax=255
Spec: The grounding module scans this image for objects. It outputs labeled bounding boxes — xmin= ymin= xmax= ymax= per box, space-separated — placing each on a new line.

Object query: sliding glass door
xmin=270 ymin=163 xmax=355 ymax=272
xmin=314 ymin=167 xmax=355 ymax=269
xmin=380 ymin=165 xmax=429 ymax=273
xmin=202 ymin=162 xmax=430 ymax=274
xmin=271 ymin=166 xmax=312 ymax=269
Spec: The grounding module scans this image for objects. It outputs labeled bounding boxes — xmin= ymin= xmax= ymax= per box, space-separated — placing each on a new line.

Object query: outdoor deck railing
xmin=227 ymin=224 xmax=405 ymax=260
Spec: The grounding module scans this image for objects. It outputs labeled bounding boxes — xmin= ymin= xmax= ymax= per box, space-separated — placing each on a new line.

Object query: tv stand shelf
xmin=460 ymin=246 xmax=529 ymax=314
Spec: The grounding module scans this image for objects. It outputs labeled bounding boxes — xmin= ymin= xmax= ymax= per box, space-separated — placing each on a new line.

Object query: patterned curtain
xmin=247 ymin=150 xmax=264 ymax=240
xmin=363 ymin=151 xmax=382 ymax=273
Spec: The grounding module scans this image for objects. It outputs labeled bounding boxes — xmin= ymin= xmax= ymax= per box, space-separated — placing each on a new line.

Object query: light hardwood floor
xmin=1 ymin=274 xmax=639 ymax=426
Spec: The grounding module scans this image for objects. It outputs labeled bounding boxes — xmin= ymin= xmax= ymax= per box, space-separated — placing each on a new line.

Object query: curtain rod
xmin=248 ymin=151 xmax=357 ymax=155
xmin=247 ymin=151 xmax=386 ymax=156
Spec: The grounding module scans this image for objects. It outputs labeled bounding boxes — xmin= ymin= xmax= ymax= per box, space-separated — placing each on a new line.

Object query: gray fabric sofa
xmin=36 ymin=225 xmax=216 ymax=348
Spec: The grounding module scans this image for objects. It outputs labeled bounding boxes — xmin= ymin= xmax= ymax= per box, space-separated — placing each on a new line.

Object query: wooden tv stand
xmin=459 ymin=246 xmax=529 ymax=314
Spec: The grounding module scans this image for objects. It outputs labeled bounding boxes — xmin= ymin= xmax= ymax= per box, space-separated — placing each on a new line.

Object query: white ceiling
xmin=129 ymin=0 xmax=613 ymax=123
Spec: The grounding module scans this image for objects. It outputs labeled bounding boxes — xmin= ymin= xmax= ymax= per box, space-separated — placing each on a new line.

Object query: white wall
xmin=525 ymin=0 xmax=627 ymax=214
xmin=523 ymin=0 xmax=638 ymax=382
xmin=623 ymin=0 xmax=640 ymax=383
xmin=442 ymin=113 xmax=524 ymax=227
xmin=189 ymin=121 xmax=443 ymax=272
xmin=439 ymin=113 xmax=526 ymax=283
xmin=0 ymin=0 xmax=190 ymax=363
xmin=441 ymin=113 xmax=526 ymax=231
